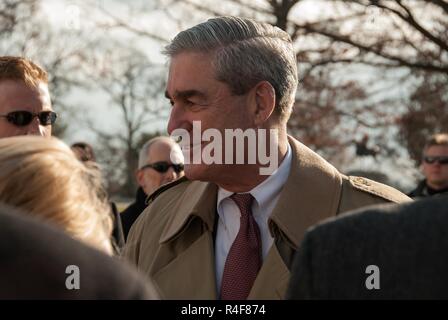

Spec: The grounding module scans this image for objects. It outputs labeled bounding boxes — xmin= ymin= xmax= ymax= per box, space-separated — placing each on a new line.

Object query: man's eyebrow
xmin=164 ymin=90 xmax=206 ymax=100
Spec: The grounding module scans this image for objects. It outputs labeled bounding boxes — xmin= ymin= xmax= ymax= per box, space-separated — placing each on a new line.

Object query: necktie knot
xmin=230 ymin=193 xmax=253 ymax=218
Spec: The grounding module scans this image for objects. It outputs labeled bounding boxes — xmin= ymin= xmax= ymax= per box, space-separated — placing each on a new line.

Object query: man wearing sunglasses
xmin=121 ymin=136 xmax=184 ymax=240
xmin=0 ymin=56 xmax=55 ymax=139
xmin=408 ymin=133 xmax=448 ymax=198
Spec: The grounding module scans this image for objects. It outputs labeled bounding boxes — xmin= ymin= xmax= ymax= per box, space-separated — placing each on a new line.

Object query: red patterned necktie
xmin=220 ymin=193 xmax=262 ymax=300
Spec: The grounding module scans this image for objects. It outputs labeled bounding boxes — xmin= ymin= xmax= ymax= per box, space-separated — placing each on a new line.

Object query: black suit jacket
xmin=121 ymin=187 xmax=148 ymax=241
xmin=287 ymin=196 xmax=448 ymax=299
xmin=0 ymin=202 xmax=159 ymax=299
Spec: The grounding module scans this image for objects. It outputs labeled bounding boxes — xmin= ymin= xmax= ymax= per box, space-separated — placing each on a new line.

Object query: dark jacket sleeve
xmin=111 ymin=202 xmax=126 ymax=252
xmin=286 ymin=233 xmax=315 ymax=299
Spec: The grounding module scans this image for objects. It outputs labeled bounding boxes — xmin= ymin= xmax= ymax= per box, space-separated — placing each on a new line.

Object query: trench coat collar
xmin=159 ymin=136 xmax=343 ymax=250
xmin=159 ymin=180 xmax=217 ymax=244
xmin=267 ymin=136 xmax=343 ymax=249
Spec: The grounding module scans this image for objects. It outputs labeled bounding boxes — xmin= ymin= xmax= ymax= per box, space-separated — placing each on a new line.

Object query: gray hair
xmin=138 ymin=136 xmax=175 ymax=169
xmin=163 ymin=16 xmax=298 ymax=121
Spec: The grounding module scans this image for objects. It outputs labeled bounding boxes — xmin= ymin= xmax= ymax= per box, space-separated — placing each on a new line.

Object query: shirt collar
xmin=217 ymin=143 xmax=292 ymax=212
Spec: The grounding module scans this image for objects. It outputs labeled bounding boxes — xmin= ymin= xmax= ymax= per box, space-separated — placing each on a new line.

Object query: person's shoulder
xmin=0 ymin=202 xmax=158 ymax=299
xmin=288 ymin=196 xmax=448 ymax=299
xmin=146 ymin=176 xmax=191 ymax=205
xmin=343 ymin=175 xmax=411 ymax=204
xmin=390 ymin=195 xmax=448 ymax=219
xmin=130 ymin=176 xmax=192 ymax=231
xmin=303 ymin=197 xmax=448 ymax=264
xmin=123 ymin=176 xmax=195 ymax=263
xmin=310 ymin=195 xmax=447 ymax=239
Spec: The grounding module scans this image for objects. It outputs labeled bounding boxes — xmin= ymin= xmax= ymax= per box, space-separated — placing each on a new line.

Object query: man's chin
xmin=184 ymin=163 xmax=211 ymax=181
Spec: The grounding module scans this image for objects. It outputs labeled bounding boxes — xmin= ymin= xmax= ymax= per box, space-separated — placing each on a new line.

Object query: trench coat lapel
xmin=249 ymin=137 xmax=343 ymax=298
xmin=268 ymin=136 xmax=343 ymax=249
xmin=150 ymin=181 xmax=219 ymax=299
xmin=151 ymin=231 xmax=217 ymax=299
xmin=248 ymin=243 xmax=290 ymax=299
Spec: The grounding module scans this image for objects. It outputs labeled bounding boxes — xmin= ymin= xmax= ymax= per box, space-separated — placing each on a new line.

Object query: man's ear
xmin=252 ymin=81 xmax=276 ymax=126
xmin=136 ymin=169 xmax=144 ymax=187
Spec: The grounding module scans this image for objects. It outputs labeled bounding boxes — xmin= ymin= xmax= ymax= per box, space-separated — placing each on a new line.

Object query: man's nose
xmin=167 ymin=103 xmax=191 ymax=135
xmin=26 ymin=117 xmax=46 ymax=137
xmin=165 ymin=167 xmax=178 ymax=181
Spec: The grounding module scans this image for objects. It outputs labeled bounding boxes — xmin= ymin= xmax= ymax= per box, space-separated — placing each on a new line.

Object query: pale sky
xmin=35 ymin=0 xmax=421 ymax=189
xmin=40 ymin=0 xmax=173 ymax=143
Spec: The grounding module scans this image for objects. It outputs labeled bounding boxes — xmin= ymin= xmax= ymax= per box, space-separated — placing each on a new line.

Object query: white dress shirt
xmin=215 ymin=143 xmax=292 ymax=292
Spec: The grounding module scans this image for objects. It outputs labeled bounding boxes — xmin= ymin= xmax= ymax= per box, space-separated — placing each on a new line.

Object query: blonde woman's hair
xmin=0 ymin=136 xmax=113 ymax=254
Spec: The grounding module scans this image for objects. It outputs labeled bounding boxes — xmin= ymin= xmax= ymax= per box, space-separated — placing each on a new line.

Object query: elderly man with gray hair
xmin=124 ymin=16 xmax=410 ymax=299
xmin=120 ymin=136 xmax=184 ymax=240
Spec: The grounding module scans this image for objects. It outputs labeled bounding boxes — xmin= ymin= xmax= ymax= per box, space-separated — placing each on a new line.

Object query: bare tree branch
xmin=95 ymin=4 xmax=169 ymax=43
xmin=294 ymin=22 xmax=448 ymax=73
xmin=373 ymin=0 xmax=448 ymax=53
xmin=227 ymin=0 xmax=273 ymax=15
xmin=182 ymin=0 xmax=223 ymax=17
xmin=427 ymin=0 xmax=448 ymax=14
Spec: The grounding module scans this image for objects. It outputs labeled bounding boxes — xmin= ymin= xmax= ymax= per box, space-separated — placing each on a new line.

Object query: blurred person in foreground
xmin=0 ymin=202 xmax=159 ymax=299
xmin=408 ymin=133 xmax=448 ymax=198
xmin=121 ymin=136 xmax=184 ymax=240
xmin=0 ymin=136 xmax=113 ymax=255
xmin=124 ymin=16 xmax=411 ymax=299
xmin=287 ymin=195 xmax=448 ymax=299
xmin=71 ymin=141 xmax=126 ymax=251
xmin=0 ymin=56 xmax=56 ymax=138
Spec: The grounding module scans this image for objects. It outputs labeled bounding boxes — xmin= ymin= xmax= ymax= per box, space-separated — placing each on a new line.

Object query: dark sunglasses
xmin=423 ymin=156 xmax=448 ymax=165
xmin=0 ymin=110 xmax=57 ymax=126
xmin=140 ymin=161 xmax=184 ymax=174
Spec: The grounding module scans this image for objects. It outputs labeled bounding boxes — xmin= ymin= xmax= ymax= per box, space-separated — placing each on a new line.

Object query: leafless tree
xmin=165 ymin=0 xmax=447 ymax=169
xmin=398 ymin=73 xmax=448 ymax=163
xmin=0 ymin=0 xmax=97 ymax=138
xmin=86 ymin=49 xmax=168 ymax=196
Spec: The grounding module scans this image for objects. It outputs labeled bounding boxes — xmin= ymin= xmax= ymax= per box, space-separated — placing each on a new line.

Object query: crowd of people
xmin=0 ymin=16 xmax=446 ymax=300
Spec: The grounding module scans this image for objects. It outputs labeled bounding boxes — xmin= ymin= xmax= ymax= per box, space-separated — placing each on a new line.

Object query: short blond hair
xmin=0 ymin=136 xmax=113 ymax=254
xmin=0 ymin=56 xmax=48 ymax=88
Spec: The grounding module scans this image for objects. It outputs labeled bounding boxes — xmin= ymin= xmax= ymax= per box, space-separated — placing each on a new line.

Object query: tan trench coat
xmin=123 ymin=136 xmax=411 ymax=299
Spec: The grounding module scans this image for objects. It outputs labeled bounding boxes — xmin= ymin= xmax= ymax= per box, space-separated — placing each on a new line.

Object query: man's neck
xmin=216 ymin=134 xmax=289 ymax=193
